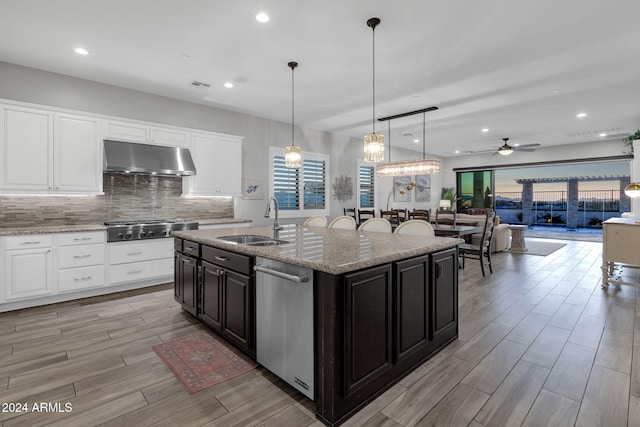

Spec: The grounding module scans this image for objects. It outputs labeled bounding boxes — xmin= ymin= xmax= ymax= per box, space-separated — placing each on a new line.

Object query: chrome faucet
xmin=264 ymin=197 xmax=282 ymax=231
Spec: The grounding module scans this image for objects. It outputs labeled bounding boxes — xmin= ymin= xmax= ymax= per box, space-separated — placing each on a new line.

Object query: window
xmin=269 ymin=147 xmax=329 ymax=217
xmin=358 ymin=162 xmax=375 ymax=208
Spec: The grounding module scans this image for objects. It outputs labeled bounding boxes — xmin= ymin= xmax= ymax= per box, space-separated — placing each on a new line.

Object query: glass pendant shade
xmin=624 ymin=182 xmax=640 ymax=198
xmin=364 ymin=133 xmax=385 ymax=162
xmin=285 ymin=145 xmax=302 ymax=168
xmin=376 ymin=157 xmax=440 ymax=177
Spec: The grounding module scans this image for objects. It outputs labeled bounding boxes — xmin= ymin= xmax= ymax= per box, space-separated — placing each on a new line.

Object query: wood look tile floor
xmin=0 ymin=237 xmax=638 ymax=426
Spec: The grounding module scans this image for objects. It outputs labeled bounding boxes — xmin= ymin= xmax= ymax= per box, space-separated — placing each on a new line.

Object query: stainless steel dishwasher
xmin=254 ymin=257 xmax=314 ymax=399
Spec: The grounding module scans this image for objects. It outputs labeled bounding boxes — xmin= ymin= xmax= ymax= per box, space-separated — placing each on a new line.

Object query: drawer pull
xmin=215 ymin=256 xmax=229 ymax=262
xmin=127 ymin=251 xmax=142 ymax=256
xmin=20 ymin=241 xmax=41 ymax=245
xmin=185 ymin=246 xmax=197 ymax=252
xmin=73 ymin=237 xmax=92 ymax=241
xmin=127 ymin=270 xmax=142 ymax=275
xmin=73 ymin=276 xmax=92 ymax=282
xmin=73 ymin=254 xmax=92 ymax=259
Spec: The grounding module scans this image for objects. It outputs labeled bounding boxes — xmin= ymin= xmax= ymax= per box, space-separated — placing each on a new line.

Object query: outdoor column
xmin=522 ymin=182 xmax=533 ymax=225
xmin=567 ymin=179 xmax=578 ymax=229
xmin=620 ymin=176 xmax=631 ymax=215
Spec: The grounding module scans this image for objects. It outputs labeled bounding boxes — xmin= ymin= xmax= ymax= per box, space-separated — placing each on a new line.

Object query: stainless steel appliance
xmin=255 ymin=257 xmax=314 ymax=399
xmin=105 ymin=219 xmax=198 ymax=242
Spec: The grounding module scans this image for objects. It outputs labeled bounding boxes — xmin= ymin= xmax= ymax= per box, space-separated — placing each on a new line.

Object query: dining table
xmin=432 ymin=224 xmax=483 ymax=240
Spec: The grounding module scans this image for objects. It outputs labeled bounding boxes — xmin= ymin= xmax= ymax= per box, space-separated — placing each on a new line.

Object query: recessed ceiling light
xmin=224 ymin=82 xmax=234 ymax=88
xmin=481 ymin=128 xmax=489 ymax=133
xmin=552 ymin=89 xmax=561 ymax=94
xmin=454 ymin=150 xmax=460 ymax=154
xmin=256 ymin=12 xmax=269 ymax=23
xmin=576 ymin=112 xmax=587 ymax=118
xmin=599 ymin=132 xmax=607 ymax=137
xmin=413 ymin=139 xmax=419 ymax=143
xmin=74 ymin=47 xmax=88 ymax=55
xmin=513 ymin=144 xmax=520 ymax=147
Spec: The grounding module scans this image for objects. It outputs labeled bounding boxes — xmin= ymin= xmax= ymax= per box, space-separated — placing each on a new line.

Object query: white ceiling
xmin=1 ymin=0 xmax=639 ymax=157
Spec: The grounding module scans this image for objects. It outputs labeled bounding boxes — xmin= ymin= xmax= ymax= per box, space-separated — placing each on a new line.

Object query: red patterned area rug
xmin=153 ymin=330 xmax=257 ymax=393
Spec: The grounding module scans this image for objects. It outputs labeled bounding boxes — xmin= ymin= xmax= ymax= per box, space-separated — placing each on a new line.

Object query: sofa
xmin=436 ymin=210 xmax=510 ymax=252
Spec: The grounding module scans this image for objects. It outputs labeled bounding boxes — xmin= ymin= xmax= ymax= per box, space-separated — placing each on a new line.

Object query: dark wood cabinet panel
xmin=200 ymin=260 xmax=223 ymax=331
xmin=178 ymin=253 xmax=198 ymax=316
xmin=394 ymin=255 xmax=430 ymax=363
xmin=342 ymin=264 xmax=392 ymax=397
xmin=432 ymin=248 xmax=458 ymax=340
xmin=222 ymin=269 xmax=252 ymax=350
xmin=174 ymin=252 xmax=182 ymax=303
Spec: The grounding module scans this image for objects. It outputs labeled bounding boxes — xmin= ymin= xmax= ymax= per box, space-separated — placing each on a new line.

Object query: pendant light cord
xmin=422 ymin=112 xmax=426 ymax=160
xmin=291 ymin=64 xmax=295 ymax=147
xmin=288 ymin=61 xmax=298 ymax=148
xmin=372 ymin=23 xmax=376 ymax=135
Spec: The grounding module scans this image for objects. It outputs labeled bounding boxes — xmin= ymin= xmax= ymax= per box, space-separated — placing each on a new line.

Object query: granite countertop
xmin=0 ymin=218 xmax=250 ymax=236
xmin=172 ymin=224 xmax=463 ymax=275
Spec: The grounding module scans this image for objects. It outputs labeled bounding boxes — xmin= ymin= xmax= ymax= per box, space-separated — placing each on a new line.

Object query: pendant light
xmin=624 ymin=182 xmax=640 ymax=198
xmin=363 ymin=17 xmax=384 ymax=163
xmin=284 ymin=61 xmax=302 ymax=168
xmin=376 ymin=107 xmax=441 ymax=176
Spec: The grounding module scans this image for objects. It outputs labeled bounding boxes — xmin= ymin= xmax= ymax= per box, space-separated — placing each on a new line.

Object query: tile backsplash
xmin=0 ymin=173 xmax=233 ymax=228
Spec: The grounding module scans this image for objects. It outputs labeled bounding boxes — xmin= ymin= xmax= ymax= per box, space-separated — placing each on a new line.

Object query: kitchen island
xmin=172 ymin=224 xmax=462 ymax=426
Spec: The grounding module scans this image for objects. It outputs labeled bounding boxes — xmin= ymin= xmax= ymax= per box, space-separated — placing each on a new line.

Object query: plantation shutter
xmin=359 ymin=165 xmax=375 ymax=208
xmin=303 ymin=158 xmax=326 ymax=210
xmin=273 ymin=155 xmax=300 ymax=210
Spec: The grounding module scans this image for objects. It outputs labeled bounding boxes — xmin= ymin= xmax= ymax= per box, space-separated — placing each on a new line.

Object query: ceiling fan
xmin=466 ymin=138 xmax=540 ymax=156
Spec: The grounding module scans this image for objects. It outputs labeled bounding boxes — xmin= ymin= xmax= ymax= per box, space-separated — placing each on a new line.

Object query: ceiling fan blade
xmin=464 ymin=149 xmax=496 ymax=154
xmin=515 ymin=143 xmax=541 ymax=148
xmin=513 ymin=147 xmax=536 ymax=152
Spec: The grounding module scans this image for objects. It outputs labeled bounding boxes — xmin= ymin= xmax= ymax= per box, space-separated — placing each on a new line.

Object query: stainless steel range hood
xmin=103 ymin=140 xmax=197 ymax=176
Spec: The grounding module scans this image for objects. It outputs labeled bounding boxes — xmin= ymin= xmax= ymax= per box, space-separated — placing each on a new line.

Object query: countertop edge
xmin=172 ymin=226 xmax=462 ymax=275
xmin=0 ymin=218 xmax=250 ymax=236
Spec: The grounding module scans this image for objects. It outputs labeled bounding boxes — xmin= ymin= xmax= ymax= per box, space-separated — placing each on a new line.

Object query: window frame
xmin=269 ymin=147 xmax=330 ymax=218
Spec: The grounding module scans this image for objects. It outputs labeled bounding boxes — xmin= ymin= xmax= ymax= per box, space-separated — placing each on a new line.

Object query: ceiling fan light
xmin=498 ymin=148 xmax=513 ymax=155
xmin=376 ymin=158 xmax=440 ymax=177
xmin=364 ymin=133 xmax=385 ymax=162
xmin=624 ymin=182 xmax=640 ymax=198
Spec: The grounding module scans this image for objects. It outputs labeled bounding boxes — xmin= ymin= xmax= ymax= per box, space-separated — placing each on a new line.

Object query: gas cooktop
xmin=105 ymin=219 xmax=198 ymax=241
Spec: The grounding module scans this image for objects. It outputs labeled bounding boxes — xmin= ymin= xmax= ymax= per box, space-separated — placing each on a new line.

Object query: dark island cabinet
xmin=394 ymin=254 xmax=430 ymax=364
xmin=174 ymin=239 xmax=255 ymax=356
xmin=342 ymin=264 xmax=393 ymax=397
xmin=431 ymin=248 xmax=458 ymax=343
xmin=315 ymin=249 xmax=458 ymax=426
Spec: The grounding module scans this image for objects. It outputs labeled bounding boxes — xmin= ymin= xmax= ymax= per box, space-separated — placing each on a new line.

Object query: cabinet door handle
xmin=127 ymin=251 xmax=142 ymax=256
xmin=127 ymin=270 xmax=142 ymax=275
xmin=436 ymin=263 xmax=442 ymax=279
xmin=73 ymin=276 xmax=92 ymax=282
xmin=73 ymin=237 xmax=92 ymax=241
xmin=73 ymin=254 xmax=92 ymax=259
xmin=183 ymin=258 xmax=196 ymax=266
xmin=20 ymin=241 xmax=41 ymax=245
xmin=215 ymin=256 xmax=229 ymax=262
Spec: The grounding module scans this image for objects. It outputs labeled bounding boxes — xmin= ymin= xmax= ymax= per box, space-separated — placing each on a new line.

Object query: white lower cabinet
xmin=4 ymin=235 xmax=54 ymax=301
xmin=56 ymin=231 xmax=106 ymax=293
xmin=108 ymin=239 xmax=174 ymax=284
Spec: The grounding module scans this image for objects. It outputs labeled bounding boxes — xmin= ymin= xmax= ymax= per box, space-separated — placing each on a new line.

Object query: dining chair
xmin=435 ymin=209 xmax=457 ymax=227
xmin=303 ymin=215 xmax=327 ymax=227
xmin=394 ymin=219 xmax=435 ymax=236
xmin=357 ymin=208 xmax=375 ymax=225
xmin=459 ymin=211 xmax=496 ymax=277
xmin=408 ymin=209 xmax=431 ymax=222
xmin=379 ymin=210 xmax=400 ymax=227
xmin=343 ymin=208 xmax=357 ymax=221
xmin=393 ymin=208 xmax=408 ymax=222
xmin=357 ymin=217 xmax=392 ymax=233
xmin=328 ymin=215 xmax=357 ymax=230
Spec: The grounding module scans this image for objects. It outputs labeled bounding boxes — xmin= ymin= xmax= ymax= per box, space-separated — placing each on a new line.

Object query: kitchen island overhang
xmin=172 ymin=224 xmax=462 ymax=426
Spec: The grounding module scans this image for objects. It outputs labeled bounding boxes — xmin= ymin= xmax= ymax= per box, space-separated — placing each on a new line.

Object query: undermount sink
xmin=218 ymin=235 xmax=288 ymax=246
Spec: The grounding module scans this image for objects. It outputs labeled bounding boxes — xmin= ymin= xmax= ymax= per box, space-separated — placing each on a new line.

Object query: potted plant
xmin=440 ymin=187 xmax=460 ymax=211
xmin=623 ymin=130 xmax=640 ymax=154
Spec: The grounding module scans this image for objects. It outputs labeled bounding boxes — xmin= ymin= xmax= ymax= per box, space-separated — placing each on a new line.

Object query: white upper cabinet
xmin=184 ymin=132 xmax=242 ymax=196
xmin=54 ymin=113 xmax=102 ymax=192
xmin=0 ymin=105 xmax=102 ymax=194
xmin=0 ymin=105 xmax=52 ymax=191
xmin=103 ymin=119 xmax=189 ymax=147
